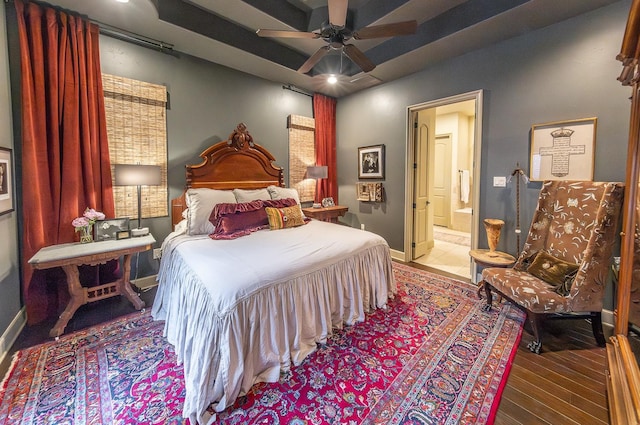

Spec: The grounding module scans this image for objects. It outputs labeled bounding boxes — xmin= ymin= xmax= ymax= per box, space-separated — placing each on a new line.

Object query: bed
xmin=151 ymin=123 xmax=396 ymax=424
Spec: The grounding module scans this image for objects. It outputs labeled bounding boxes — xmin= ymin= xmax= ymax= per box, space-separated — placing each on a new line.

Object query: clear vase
xmin=80 ymin=225 xmax=93 ymax=244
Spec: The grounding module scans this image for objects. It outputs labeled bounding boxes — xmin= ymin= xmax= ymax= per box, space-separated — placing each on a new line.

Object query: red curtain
xmin=16 ymin=0 xmax=115 ymax=324
xmin=313 ymin=93 xmax=337 ymax=203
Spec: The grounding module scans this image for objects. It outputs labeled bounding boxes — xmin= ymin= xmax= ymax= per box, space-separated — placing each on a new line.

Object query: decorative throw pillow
xmin=209 ymin=200 xmax=267 ymax=239
xmin=209 ymin=198 xmax=298 ymax=239
xmin=526 ymin=251 xmax=579 ymax=296
xmin=265 ymin=205 xmax=306 ymax=230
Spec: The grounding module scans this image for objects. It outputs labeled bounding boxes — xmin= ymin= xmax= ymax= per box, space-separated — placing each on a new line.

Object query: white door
xmin=412 ymin=112 xmax=433 ymax=259
xmin=432 ymin=134 xmax=452 ymax=227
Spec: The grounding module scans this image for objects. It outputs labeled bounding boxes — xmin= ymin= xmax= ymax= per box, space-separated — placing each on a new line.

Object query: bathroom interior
xmin=412 ymin=100 xmax=475 ymax=279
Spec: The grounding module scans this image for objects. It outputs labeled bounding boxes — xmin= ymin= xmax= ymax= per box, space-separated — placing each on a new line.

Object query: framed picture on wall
xmin=0 ymin=147 xmax=14 ymax=216
xmin=358 ymin=144 xmax=385 ymax=179
xmin=529 ymin=117 xmax=597 ymax=181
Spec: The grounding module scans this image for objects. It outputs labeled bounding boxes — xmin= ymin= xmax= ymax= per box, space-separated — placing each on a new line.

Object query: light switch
xmin=493 ymin=176 xmax=507 ymax=187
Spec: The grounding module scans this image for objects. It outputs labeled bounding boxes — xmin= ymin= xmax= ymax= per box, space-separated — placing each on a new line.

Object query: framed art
xmin=529 ymin=117 xmax=597 ymax=181
xmin=0 ymin=147 xmax=14 ymax=216
xmin=357 ymin=182 xmax=385 ymax=202
xmin=95 ymin=218 xmax=130 ymax=241
xmin=358 ymin=144 xmax=385 ymax=179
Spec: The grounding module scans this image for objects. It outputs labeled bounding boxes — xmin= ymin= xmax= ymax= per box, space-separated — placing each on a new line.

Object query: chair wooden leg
xmin=482 ymin=281 xmax=493 ymax=312
xmin=526 ymin=312 xmax=543 ymax=354
xmin=590 ymin=311 xmax=606 ymax=346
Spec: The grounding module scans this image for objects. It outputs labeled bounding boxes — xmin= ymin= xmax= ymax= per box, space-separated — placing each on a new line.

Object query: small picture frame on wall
xmin=529 ymin=117 xmax=597 ymax=181
xmin=357 ymin=182 xmax=385 ymax=202
xmin=0 ymin=147 xmax=14 ymax=216
xmin=358 ymin=144 xmax=385 ymax=179
xmin=95 ymin=218 xmax=130 ymax=241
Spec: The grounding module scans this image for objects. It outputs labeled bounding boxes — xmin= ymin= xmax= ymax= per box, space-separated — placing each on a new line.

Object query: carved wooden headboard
xmin=171 ymin=123 xmax=285 ymax=227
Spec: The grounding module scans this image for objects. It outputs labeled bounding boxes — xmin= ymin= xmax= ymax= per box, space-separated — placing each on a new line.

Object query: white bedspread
xmin=151 ymin=220 xmax=395 ymax=424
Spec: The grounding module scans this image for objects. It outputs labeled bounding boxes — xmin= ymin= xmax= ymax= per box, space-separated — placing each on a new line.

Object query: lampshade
xmin=307 ymin=165 xmax=328 ymax=180
xmin=114 ymin=164 xmax=161 ymax=186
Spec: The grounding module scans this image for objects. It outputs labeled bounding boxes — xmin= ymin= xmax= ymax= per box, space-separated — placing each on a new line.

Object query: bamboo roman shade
xmin=287 ymin=114 xmax=316 ymax=203
xmin=102 ymin=74 xmax=168 ymax=219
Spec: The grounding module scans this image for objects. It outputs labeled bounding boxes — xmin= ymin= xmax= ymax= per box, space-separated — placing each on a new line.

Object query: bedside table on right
xmin=302 ymin=205 xmax=348 ymax=223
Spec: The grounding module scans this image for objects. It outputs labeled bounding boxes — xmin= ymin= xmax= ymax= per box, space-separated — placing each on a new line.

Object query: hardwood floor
xmin=408 ymin=262 xmax=611 ymax=425
xmin=0 ymin=263 xmax=614 ymax=424
xmin=494 ymin=319 xmax=609 ymax=425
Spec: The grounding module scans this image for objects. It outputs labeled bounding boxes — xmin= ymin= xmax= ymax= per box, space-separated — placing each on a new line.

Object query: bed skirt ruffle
xmin=152 ymin=237 xmax=395 ymax=424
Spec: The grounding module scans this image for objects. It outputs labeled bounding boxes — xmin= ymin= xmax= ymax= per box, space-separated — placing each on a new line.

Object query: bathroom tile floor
xmin=411 ymin=227 xmax=472 ymax=280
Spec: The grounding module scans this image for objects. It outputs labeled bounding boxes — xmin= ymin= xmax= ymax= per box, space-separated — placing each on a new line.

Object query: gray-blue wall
xmin=336 ymin=0 xmax=631 ymax=255
xmin=98 ymin=37 xmax=314 ymax=274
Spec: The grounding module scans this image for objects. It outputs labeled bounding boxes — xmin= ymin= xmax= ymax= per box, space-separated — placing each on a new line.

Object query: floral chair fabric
xmin=481 ymin=180 xmax=624 ymax=353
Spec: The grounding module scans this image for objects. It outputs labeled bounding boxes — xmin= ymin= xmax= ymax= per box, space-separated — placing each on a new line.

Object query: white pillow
xmin=267 ymin=185 xmax=301 ymax=205
xmin=185 ymin=188 xmax=236 ymax=235
xmin=233 ymin=188 xmax=271 ymax=203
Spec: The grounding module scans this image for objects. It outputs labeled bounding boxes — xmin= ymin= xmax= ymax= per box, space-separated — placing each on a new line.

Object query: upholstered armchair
xmin=481 ymin=180 xmax=624 ymax=354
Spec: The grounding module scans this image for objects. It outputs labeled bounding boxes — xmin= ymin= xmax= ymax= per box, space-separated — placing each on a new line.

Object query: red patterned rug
xmin=0 ymin=263 xmax=524 ymax=424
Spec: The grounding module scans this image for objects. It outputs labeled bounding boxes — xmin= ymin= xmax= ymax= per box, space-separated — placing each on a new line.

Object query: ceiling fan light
xmin=327 ymin=75 xmax=338 ymax=84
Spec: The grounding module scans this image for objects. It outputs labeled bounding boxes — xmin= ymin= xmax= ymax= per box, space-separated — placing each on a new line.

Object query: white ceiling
xmin=44 ymin=0 xmax=622 ymax=98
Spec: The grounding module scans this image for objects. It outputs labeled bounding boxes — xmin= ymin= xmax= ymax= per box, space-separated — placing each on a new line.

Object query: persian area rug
xmin=0 ymin=263 xmax=524 ymax=425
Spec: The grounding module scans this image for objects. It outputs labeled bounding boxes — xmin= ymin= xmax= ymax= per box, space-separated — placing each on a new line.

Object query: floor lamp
xmin=114 ymin=164 xmax=161 ymax=237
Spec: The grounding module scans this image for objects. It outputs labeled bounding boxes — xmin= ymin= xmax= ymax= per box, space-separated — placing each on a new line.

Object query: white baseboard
xmin=390 ymin=249 xmax=405 ymax=262
xmin=0 ymin=307 xmax=26 ymax=366
xmin=131 ymin=274 xmax=158 ymax=290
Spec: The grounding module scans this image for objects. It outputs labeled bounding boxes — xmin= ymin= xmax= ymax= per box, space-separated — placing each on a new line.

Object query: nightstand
xmin=29 ymin=234 xmax=155 ymax=338
xmin=302 ymin=205 xmax=348 ymax=223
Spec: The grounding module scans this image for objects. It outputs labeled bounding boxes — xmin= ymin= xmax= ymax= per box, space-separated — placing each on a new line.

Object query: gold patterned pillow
xmin=265 ymin=205 xmax=306 ymax=230
xmin=527 ymin=251 xmax=579 ymax=296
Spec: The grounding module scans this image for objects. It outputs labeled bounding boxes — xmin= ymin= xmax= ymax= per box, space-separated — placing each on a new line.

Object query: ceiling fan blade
xmin=353 ymin=20 xmax=418 ymax=40
xmin=343 ymin=44 xmax=375 ymax=72
xmin=298 ymin=46 xmax=330 ymax=74
xmin=328 ymin=0 xmax=348 ymax=27
xmin=256 ymin=29 xmax=320 ymax=39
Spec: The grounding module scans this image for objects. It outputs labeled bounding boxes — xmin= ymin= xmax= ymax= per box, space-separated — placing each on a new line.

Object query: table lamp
xmin=307 ymin=165 xmax=328 ymax=208
xmin=114 ymin=164 xmax=161 ymax=237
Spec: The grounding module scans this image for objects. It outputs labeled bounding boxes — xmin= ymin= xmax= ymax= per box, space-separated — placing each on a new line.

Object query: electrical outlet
xmin=153 ymin=248 xmax=162 ymax=260
xmin=361 ymin=224 xmax=365 ymax=230
xmin=493 ymin=176 xmax=507 ymax=187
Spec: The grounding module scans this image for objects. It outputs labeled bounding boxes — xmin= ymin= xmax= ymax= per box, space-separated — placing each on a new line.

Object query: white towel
xmin=460 ymin=170 xmax=470 ymax=203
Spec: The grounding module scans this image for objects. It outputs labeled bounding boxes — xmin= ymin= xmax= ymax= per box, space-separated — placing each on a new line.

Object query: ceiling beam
xmin=157 ymin=0 xmax=308 ymax=70
xmin=366 ymin=0 xmax=530 ymax=64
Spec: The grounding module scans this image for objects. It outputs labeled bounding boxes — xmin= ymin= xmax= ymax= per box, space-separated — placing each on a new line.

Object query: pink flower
xmin=83 ymin=208 xmax=105 ymax=221
xmin=72 ymin=207 xmax=105 ymax=230
xmin=72 ymin=216 xmax=90 ymax=228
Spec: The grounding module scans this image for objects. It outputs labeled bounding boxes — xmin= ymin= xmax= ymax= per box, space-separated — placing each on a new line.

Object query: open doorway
xmin=404 ymin=91 xmax=483 ymax=280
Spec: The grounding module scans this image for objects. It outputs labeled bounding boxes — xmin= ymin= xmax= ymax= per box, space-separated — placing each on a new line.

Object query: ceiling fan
xmin=256 ymin=0 xmax=417 ymax=74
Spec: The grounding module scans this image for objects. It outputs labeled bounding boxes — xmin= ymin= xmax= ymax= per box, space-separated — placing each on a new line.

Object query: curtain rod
xmin=95 ymin=21 xmax=177 ymax=56
xmin=5 ymin=0 xmax=176 ymax=56
xmin=282 ymin=84 xmax=313 ymax=98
